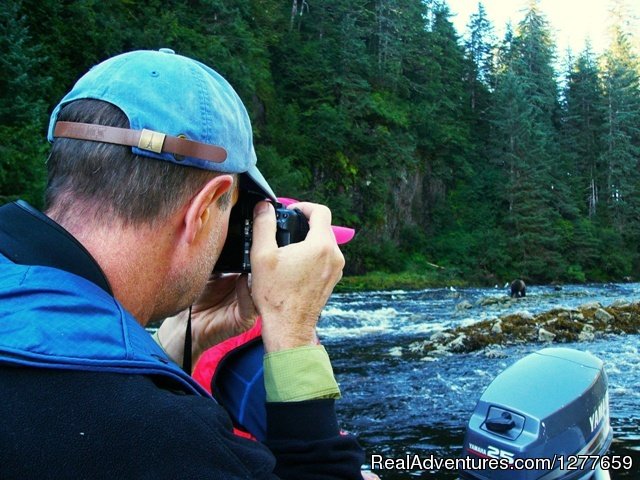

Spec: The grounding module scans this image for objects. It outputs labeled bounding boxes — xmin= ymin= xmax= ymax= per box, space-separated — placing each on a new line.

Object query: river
xmin=319 ymin=283 xmax=640 ymax=479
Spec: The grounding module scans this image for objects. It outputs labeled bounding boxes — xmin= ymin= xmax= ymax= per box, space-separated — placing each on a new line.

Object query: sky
xmin=446 ymin=0 xmax=640 ymax=57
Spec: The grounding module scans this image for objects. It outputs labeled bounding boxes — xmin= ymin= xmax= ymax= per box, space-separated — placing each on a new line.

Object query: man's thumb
xmin=250 ymin=201 xmax=278 ymax=254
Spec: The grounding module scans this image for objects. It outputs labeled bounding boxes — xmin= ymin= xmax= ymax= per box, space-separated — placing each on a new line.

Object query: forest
xmin=1 ymin=0 xmax=639 ymax=286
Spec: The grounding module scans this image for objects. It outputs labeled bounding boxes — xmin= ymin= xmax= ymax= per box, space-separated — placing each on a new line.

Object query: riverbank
xmin=336 ymin=271 xmax=636 ymax=293
xmin=336 ymin=271 xmax=468 ymax=293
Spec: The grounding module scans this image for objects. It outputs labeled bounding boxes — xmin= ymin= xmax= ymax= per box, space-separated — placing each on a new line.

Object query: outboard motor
xmin=460 ymin=348 xmax=612 ymax=480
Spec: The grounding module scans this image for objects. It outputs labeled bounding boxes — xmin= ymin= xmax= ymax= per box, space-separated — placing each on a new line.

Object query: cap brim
xmin=277 ymin=197 xmax=356 ymax=245
xmin=244 ymin=165 xmax=276 ymax=201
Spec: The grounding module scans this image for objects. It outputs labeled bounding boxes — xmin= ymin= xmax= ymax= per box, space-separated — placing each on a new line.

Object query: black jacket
xmin=0 ymin=201 xmax=364 ymax=479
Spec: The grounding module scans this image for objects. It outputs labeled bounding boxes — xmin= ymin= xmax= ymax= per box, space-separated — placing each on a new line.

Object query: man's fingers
xmin=248 ymin=200 xmax=346 ymax=351
xmin=287 ymin=202 xmax=335 ymax=243
xmin=251 ymin=201 xmax=278 ymax=255
xmin=290 ymin=202 xmax=344 ymax=271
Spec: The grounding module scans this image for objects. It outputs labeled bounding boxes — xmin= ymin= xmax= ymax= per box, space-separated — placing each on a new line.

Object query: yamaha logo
xmin=589 ymin=391 xmax=609 ymax=434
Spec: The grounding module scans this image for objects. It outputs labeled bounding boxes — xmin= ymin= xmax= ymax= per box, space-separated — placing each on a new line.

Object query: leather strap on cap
xmin=53 ymin=121 xmax=227 ymax=163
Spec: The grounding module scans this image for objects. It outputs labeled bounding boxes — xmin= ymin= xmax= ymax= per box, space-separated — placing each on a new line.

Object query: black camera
xmin=214 ymin=190 xmax=309 ymax=273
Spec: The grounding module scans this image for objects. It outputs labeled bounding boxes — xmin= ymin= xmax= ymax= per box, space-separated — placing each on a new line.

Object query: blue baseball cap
xmin=48 ymin=48 xmax=275 ymax=200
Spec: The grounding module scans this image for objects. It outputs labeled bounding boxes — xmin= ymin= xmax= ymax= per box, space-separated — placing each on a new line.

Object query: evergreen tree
xmin=2 ymin=0 xmax=639 ymax=282
xmin=599 ymin=4 xmax=640 ymax=269
xmin=460 ymin=1 xmax=494 ymax=181
xmin=562 ymin=43 xmax=605 ymax=218
xmin=488 ymin=2 xmax=570 ymax=280
xmin=558 ymin=44 xmax=609 ymax=281
xmin=0 ymin=0 xmax=49 ymax=206
xmin=416 ymin=2 xmax=472 ymax=218
xmin=511 ymin=1 xmax=559 ymax=124
xmin=463 ymin=2 xmax=495 ymax=109
xmin=416 ymin=2 xmax=507 ymax=281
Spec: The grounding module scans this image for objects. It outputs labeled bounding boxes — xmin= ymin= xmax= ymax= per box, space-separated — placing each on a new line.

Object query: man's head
xmin=46 ymin=99 xmax=228 ymax=227
xmin=46 ymin=48 xmax=275 ymax=225
xmin=45 ymin=49 xmax=275 ymax=320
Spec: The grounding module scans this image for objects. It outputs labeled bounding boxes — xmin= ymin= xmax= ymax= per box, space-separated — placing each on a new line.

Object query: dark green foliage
xmin=561 ymin=44 xmax=605 ymax=218
xmin=0 ymin=1 xmax=49 ymax=206
xmin=2 ymin=0 xmax=640 ymax=285
xmin=599 ymin=19 xmax=640 ymax=238
xmin=485 ymin=2 xmax=587 ymax=282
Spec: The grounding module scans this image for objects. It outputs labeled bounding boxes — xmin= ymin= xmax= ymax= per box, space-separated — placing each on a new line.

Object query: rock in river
xmin=410 ymin=302 xmax=640 ymax=356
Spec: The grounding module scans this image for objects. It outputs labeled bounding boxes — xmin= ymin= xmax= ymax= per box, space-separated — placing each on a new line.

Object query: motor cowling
xmin=460 ymin=348 xmax=612 ymax=480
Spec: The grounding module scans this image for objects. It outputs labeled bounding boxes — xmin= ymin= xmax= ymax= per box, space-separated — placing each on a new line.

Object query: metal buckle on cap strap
xmin=138 ymin=129 xmax=166 ymax=154
xmin=53 ymin=121 xmax=227 ymax=163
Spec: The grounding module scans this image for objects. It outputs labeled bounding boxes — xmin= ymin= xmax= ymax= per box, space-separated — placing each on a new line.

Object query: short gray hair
xmin=45 ymin=99 xmax=233 ymax=226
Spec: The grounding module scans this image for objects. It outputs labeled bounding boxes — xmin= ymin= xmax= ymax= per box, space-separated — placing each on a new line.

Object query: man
xmin=0 ymin=49 xmax=364 ymax=479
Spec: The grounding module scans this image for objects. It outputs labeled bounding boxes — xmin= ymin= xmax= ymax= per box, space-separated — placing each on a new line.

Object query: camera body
xmin=214 ymin=191 xmax=309 ymax=273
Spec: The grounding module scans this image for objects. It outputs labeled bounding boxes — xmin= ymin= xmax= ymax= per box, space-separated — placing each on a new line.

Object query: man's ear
xmin=183 ymin=174 xmax=234 ymax=244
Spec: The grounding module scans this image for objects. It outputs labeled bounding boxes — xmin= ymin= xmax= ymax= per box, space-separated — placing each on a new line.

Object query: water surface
xmin=320 ymin=283 xmax=640 ymax=478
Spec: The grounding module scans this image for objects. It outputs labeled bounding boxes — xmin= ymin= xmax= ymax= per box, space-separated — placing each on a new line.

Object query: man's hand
xmin=250 ymin=201 xmax=345 ymax=352
xmin=156 ymin=200 xmax=344 ymax=363
xmin=156 ymin=274 xmax=257 ymax=369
